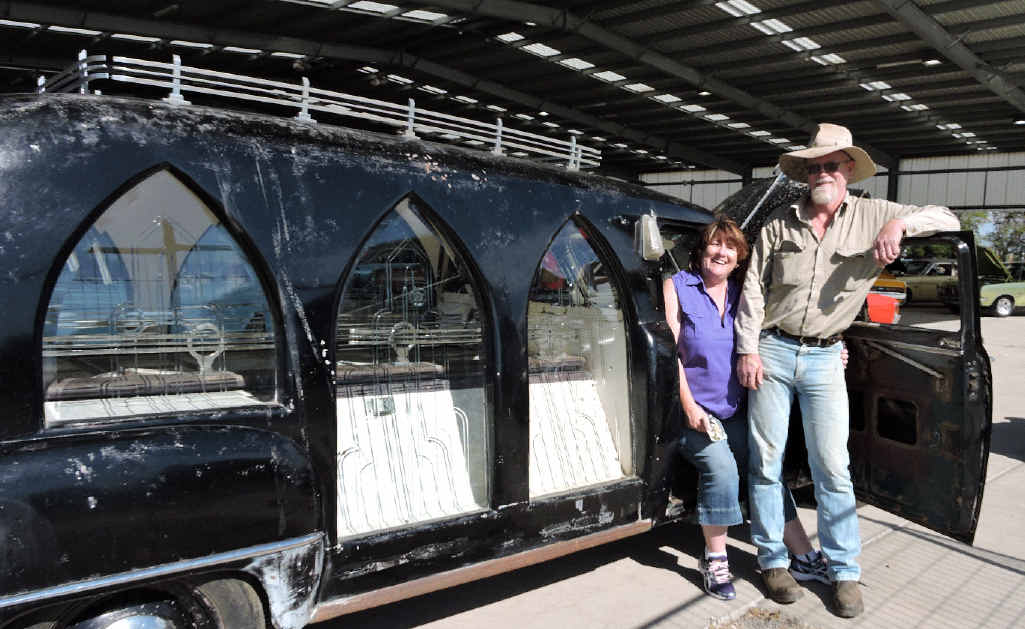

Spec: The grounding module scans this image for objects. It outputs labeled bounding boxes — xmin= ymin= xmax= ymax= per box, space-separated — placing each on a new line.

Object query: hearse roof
xmin=1 ymin=92 xmax=711 ymax=221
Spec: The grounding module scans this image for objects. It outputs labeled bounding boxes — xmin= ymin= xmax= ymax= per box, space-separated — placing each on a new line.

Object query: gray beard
xmin=811 ymin=185 xmax=834 ymax=205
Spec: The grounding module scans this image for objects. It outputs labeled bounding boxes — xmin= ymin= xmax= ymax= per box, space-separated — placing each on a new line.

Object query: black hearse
xmin=0 ymin=56 xmax=992 ymax=629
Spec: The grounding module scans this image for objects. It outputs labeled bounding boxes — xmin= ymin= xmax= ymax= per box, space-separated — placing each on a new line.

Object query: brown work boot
xmin=832 ymin=580 xmax=864 ymax=618
xmin=761 ymin=567 xmax=804 ymax=603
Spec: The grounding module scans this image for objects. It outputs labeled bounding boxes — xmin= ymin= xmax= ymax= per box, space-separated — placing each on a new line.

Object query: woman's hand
xmin=683 ymin=400 xmax=710 ymax=434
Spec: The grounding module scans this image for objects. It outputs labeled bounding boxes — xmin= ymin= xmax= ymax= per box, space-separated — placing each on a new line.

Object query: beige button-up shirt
xmin=735 ymin=192 xmax=960 ymax=355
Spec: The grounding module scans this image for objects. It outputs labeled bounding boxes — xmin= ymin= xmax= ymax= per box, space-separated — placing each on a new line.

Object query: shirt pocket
xmin=832 ymin=245 xmax=879 ymax=299
xmin=679 ymin=303 xmax=708 ymax=338
xmin=772 ymin=240 xmax=806 ymax=287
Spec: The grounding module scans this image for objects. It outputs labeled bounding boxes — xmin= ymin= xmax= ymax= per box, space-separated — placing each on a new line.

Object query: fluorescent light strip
xmin=0 ymin=19 xmax=41 ymax=28
xmin=402 ymin=9 xmax=447 ymax=21
xmin=591 ymin=70 xmax=626 ymax=82
xmin=112 ymin=33 xmax=161 ymax=42
xmin=559 ymin=57 xmax=594 ymax=70
xmin=349 ymin=1 xmax=398 ymax=13
xmin=48 ymin=25 xmax=102 ymax=35
xmin=498 ymin=32 xmax=524 ymax=42
xmin=623 ymin=83 xmax=654 ymax=93
xmin=521 ymin=42 xmax=560 ymax=57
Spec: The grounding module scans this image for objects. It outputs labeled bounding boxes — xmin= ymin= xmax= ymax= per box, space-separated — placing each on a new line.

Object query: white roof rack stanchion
xmin=296 ymin=77 xmax=315 ymax=123
xmin=38 ymin=52 xmax=602 ymax=170
xmin=492 ymin=117 xmax=504 ymax=156
xmin=404 ymin=98 xmax=417 ymax=139
xmin=163 ymin=54 xmax=191 ymax=106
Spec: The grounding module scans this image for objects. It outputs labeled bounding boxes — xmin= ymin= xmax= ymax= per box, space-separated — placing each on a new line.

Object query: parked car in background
xmin=893 ymin=259 xmax=956 ymax=303
xmin=938 ymin=248 xmax=1016 ymax=316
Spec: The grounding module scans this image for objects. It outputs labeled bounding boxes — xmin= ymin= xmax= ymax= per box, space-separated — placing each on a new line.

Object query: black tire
xmin=14 ymin=579 xmax=265 ymax=629
xmin=195 ymin=578 xmax=267 ymax=629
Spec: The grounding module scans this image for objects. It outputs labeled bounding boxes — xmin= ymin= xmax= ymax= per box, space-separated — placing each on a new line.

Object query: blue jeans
xmin=678 ymin=410 xmax=797 ymax=527
xmin=748 ymin=332 xmax=860 ymax=581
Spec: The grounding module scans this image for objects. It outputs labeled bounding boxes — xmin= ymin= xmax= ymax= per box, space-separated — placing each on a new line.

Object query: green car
xmin=938 ymin=247 xmax=1019 ymax=317
xmin=979 ymin=281 xmax=1025 ymax=317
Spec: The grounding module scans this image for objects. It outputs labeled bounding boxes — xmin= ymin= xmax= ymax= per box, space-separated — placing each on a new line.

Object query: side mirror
xmin=634 ymin=213 xmax=665 ymax=262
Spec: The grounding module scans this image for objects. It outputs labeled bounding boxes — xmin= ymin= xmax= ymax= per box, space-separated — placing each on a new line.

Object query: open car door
xmin=843 ymin=232 xmax=992 ymax=544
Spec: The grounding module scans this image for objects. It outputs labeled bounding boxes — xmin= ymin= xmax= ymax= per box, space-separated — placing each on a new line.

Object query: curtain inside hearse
xmin=527 ymin=220 xmax=631 ymax=498
xmin=41 ymin=170 xmax=277 ymax=426
xmin=334 ymin=198 xmax=489 ymax=538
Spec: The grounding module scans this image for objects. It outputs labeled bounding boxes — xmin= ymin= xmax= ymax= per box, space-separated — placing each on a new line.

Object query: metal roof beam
xmin=400 ymin=0 xmax=898 ymax=168
xmin=0 ymin=0 xmax=744 ymax=172
xmin=874 ymin=0 xmax=1025 ymax=115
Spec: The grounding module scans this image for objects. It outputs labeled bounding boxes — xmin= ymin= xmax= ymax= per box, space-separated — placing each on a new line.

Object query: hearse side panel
xmin=0 ymin=425 xmax=317 ymax=597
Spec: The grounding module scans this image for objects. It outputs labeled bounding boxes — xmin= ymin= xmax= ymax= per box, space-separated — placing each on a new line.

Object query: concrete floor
xmin=317 ymin=311 xmax=1025 ymax=629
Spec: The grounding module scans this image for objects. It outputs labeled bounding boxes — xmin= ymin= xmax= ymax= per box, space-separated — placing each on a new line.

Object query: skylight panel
xmin=633 ymin=149 xmax=649 ymax=155
xmin=498 ymin=32 xmax=524 ymax=42
xmin=881 ymin=92 xmax=911 ymax=101
xmin=705 ymin=113 xmax=730 ymax=121
xmin=224 ymin=46 xmax=262 ymax=54
xmin=386 ymin=73 xmax=413 ymax=85
xmin=559 ymin=57 xmax=594 ymax=70
xmin=902 ymin=103 xmax=929 ymax=111
xmin=652 ymin=94 xmax=682 ymax=103
xmin=680 ymin=104 xmax=706 ymax=113
xmin=859 ymin=81 xmax=891 ymax=91
xmin=48 ymin=25 xmax=102 ymax=35
xmin=715 ymin=0 xmax=761 ymax=17
xmin=349 ymin=1 xmax=398 ymax=13
xmin=358 ymin=65 xmax=379 ymax=74
xmin=784 ymin=37 xmax=820 ymax=51
xmin=418 ymin=84 xmax=447 ymax=95
xmin=170 ymin=40 xmax=214 ymax=49
xmin=728 ymin=122 xmax=751 ymax=129
xmin=749 ymin=130 xmax=771 ymax=137
xmin=936 ymin=123 xmax=961 ymax=130
xmin=623 ymin=83 xmax=654 ymax=93
xmin=612 ymin=142 xmax=629 ymax=148
xmin=0 ymin=19 xmax=41 ymax=28
xmin=568 ymin=129 xmax=583 ymax=135
xmin=542 ymin=121 xmax=560 ymax=128
xmin=751 ymin=19 xmax=791 ymax=35
xmin=522 ymin=42 xmax=560 ymax=57
xmin=592 ymin=136 xmax=607 ymax=142
xmin=514 ymin=113 xmax=534 ymax=120
xmin=402 ymin=9 xmax=447 ymax=21
xmin=811 ymin=53 xmax=846 ymax=65
xmin=487 ymin=104 xmax=508 ymax=112
xmin=112 ymin=33 xmax=161 ymax=42
xmin=592 ymin=70 xmax=627 ymax=83
xmin=453 ymin=95 xmax=478 ymax=104
xmin=655 ymin=155 xmax=668 ymax=160
xmin=769 ymin=137 xmax=789 ymax=143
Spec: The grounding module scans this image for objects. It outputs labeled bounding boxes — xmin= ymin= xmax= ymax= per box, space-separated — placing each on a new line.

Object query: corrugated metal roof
xmin=0 ymin=0 xmax=1022 ymax=175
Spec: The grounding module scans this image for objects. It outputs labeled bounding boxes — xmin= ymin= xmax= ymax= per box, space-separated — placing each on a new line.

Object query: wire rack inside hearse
xmin=38 ymin=50 xmax=602 ymax=171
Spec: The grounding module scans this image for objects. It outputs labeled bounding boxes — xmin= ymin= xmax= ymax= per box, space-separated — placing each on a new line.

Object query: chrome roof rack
xmin=38 ymin=50 xmax=601 ymax=171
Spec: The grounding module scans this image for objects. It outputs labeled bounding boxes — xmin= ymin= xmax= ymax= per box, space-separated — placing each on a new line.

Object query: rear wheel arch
xmin=13 ymin=577 xmax=267 ymax=629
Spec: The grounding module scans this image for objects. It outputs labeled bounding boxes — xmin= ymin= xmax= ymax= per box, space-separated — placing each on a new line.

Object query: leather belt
xmin=770 ymin=327 xmax=842 ymax=347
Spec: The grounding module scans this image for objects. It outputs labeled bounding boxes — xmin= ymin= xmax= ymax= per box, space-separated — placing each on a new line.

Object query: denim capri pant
xmin=677 ymin=412 xmax=798 ymax=527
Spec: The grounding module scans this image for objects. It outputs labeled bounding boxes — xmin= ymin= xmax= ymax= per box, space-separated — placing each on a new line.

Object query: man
xmin=735 ymin=123 xmax=959 ymax=618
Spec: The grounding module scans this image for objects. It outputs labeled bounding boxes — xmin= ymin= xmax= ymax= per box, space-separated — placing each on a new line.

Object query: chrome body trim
xmin=0 ymin=532 xmax=323 ymax=610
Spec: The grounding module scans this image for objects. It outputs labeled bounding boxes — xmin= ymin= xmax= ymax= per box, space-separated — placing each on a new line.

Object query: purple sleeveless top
xmin=671 ymin=270 xmax=744 ymax=421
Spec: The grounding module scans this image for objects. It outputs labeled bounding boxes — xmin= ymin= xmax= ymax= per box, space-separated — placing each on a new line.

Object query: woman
xmin=662 ymin=217 xmax=828 ymax=601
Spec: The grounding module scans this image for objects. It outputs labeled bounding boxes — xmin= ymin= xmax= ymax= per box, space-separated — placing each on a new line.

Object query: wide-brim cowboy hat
xmin=778 ymin=123 xmax=877 ymax=183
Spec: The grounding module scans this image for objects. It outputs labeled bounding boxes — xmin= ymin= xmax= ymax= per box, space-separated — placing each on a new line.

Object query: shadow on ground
xmin=991 ymin=417 xmax=1025 ymax=462
xmin=315 ymin=522 xmax=758 ymax=628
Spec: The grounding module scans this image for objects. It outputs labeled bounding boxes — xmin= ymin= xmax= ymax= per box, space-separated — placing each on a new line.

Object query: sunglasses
xmin=805 ymin=159 xmax=852 ymax=175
